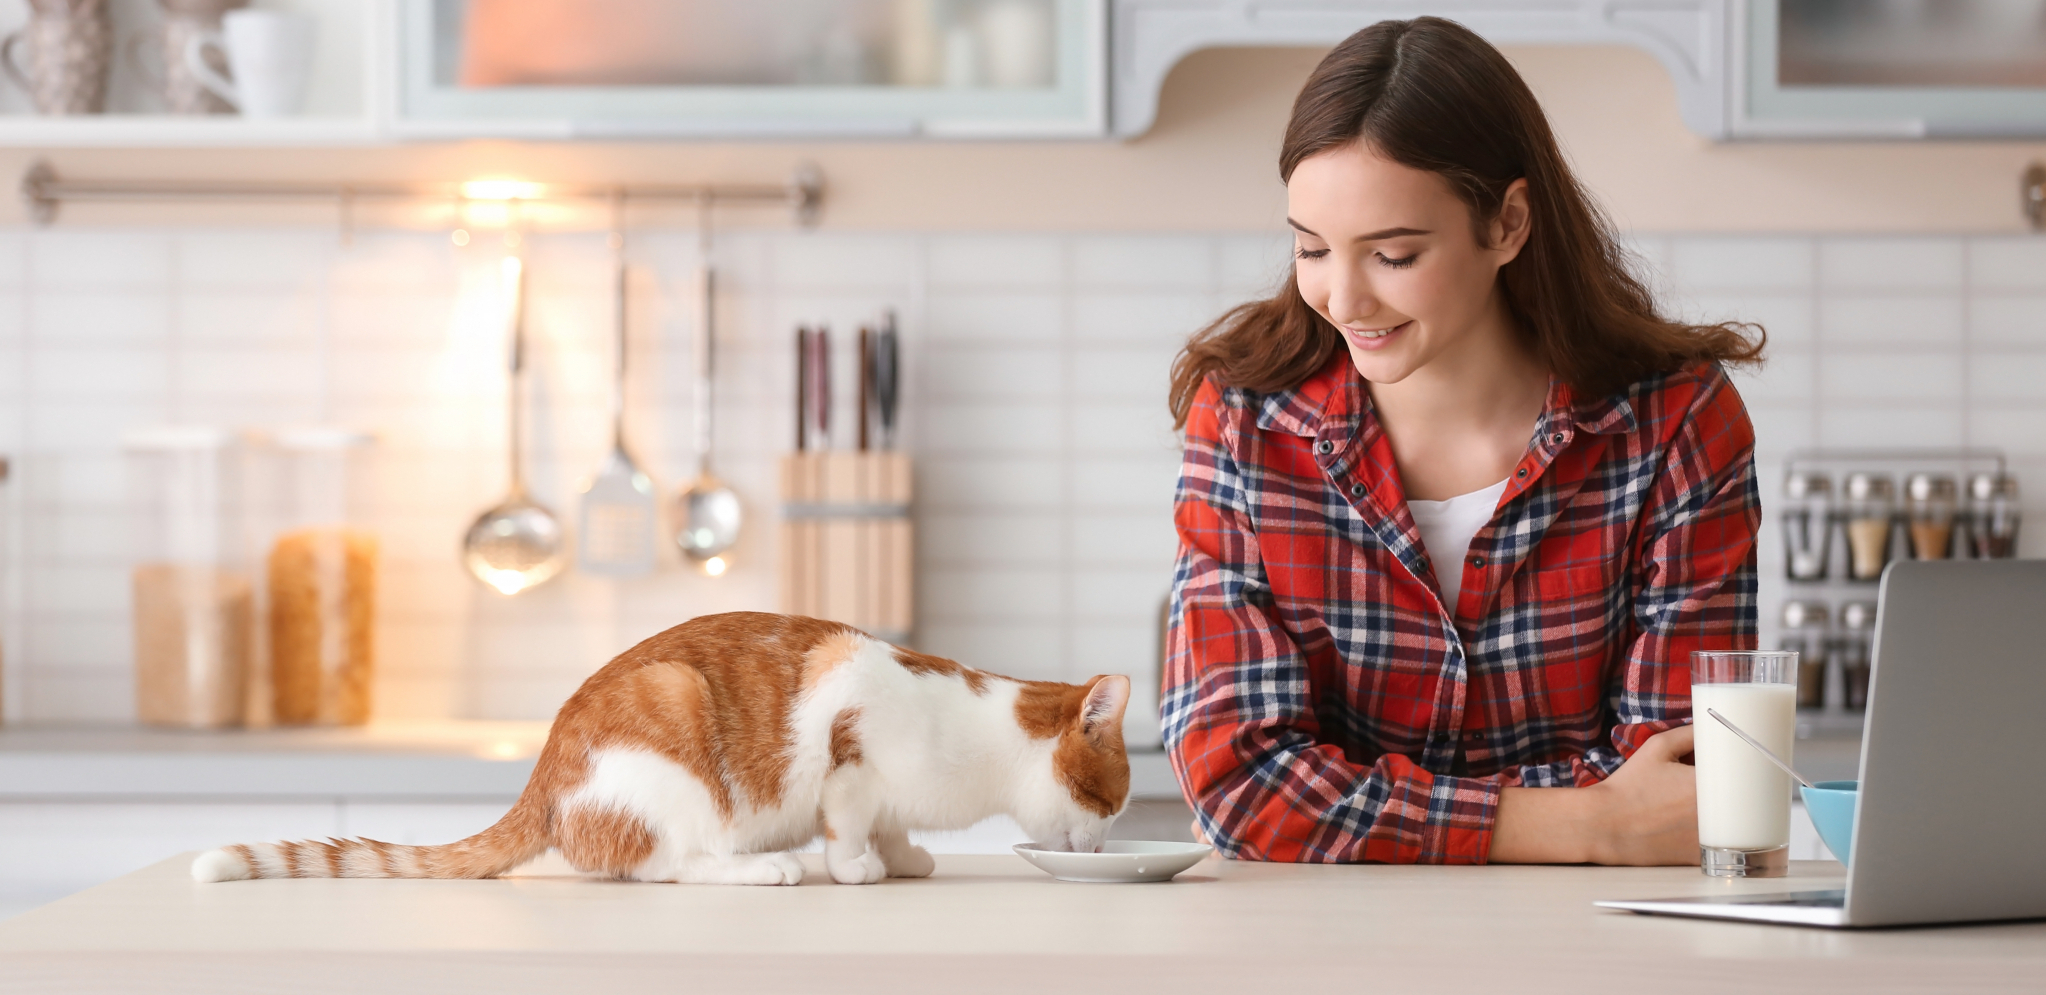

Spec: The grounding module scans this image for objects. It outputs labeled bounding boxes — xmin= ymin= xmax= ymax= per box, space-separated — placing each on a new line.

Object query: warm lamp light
xmin=702 ymin=555 xmax=728 ymax=578
xmin=462 ymin=179 xmax=546 ymax=201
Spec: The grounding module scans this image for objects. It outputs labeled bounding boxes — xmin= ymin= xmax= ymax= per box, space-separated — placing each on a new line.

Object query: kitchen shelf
xmin=0 ymin=116 xmax=382 ymax=147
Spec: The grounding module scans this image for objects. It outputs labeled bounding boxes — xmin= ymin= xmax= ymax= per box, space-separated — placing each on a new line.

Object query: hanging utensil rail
xmin=19 ymin=159 xmax=825 ymax=227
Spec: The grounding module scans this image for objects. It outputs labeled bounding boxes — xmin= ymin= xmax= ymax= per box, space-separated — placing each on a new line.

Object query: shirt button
xmin=1466 ymin=731 xmax=1484 ymax=741
xmin=1470 ymin=555 xmax=1486 ymax=568
xmin=1315 ymin=440 xmax=1334 ymax=455
xmin=1349 ymin=483 xmax=1365 ymax=498
xmin=1515 ymin=467 xmax=1528 ymax=479
xmin=1550 ymin=433 xmax=1564 ymax=446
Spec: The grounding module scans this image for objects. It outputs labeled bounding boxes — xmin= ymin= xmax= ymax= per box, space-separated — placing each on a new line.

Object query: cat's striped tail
xmin=190 ymin=793 xmax=550 ymax=883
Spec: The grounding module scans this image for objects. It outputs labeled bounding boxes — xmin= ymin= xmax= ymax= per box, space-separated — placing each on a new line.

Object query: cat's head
xmin=1013 ymin=674 xmax=1132 ymax=853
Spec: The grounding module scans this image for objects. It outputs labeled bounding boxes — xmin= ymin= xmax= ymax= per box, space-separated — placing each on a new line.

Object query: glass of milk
xmin=1692 ymin=650 xmax=1799 ymax=878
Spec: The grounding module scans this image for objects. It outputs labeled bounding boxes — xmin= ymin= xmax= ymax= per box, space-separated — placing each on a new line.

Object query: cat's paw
xmin=829 ymin=849 xmax=889 ymax=885
xmin=884 ymin=844 xmax=935 ymax=879
xmin=761 ymin=852 xmax=806 ymax=886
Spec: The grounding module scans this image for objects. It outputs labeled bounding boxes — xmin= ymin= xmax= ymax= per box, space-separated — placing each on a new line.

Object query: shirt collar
xmin=1251 ymin=352 xmax=1641 ymax=442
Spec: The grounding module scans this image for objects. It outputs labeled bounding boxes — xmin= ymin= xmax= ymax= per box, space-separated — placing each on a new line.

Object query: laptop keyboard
xmin=1719 ymin=889 xmax=1846 ymax=908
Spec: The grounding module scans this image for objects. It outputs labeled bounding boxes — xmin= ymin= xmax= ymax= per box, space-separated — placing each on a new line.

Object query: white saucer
xmin=1012 ymin=840 xmax=1213 ymax=883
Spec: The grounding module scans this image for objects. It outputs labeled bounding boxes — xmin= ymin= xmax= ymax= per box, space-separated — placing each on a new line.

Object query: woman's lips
xmin=1343 ymin=320 xmax=1411 ymax=351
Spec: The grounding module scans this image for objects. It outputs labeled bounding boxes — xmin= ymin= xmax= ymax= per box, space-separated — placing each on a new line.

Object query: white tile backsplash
xmin=1670 ymin=237 xmax=1813 ymax=291
xmin=1819 ymin=295 xmax=1965 ymax=346
xmin=925 ymin=235 xmax=1063 ymax=289
xmin=1817 ymin=237 xmax=1964 ymax=291
xmin=6 ymin=228 xmax=2046 ymax=725
xmin=1071 ymin=236 xmax=1212 ymax=290
xmin=1963 ymin=237 xmax=2046 ymax=290
xmin=1817 ymin=353 xmax=1964 ymax=402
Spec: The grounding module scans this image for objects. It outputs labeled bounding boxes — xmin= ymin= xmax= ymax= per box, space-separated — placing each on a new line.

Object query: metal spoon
xmin=674 ymin=196 xmax=741 ymax=572
xmin=1705 ymin=708 xmax=1814 ymax=789
xmin=463 ymin=254 xmax=567 ymax=595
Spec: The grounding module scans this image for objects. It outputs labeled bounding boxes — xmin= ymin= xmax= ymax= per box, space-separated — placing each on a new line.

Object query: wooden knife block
xmin=779 ymin=452 xmax=913 ymax=644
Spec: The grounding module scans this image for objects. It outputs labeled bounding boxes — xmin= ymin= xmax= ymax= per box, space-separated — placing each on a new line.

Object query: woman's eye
xmin=1295 ymin=246 xmax=1330 ymax=261
xmin=1377 ymin=253 xmax=1418 ymax=269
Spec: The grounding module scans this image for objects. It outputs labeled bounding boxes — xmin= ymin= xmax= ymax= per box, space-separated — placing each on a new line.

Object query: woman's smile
xmin=1343 ymin=319 xmax=1411 ymax=349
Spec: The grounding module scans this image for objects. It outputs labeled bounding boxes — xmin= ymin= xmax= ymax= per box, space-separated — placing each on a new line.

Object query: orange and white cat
xmin=193 ymin=612 xmax=1132 ymax=886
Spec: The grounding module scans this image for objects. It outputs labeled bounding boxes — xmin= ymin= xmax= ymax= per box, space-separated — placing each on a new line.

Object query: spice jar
xmin=1837 ymin=600 xmax=1876 ymax=712
xmin=125 ymin=428 xmax=254 ymax=729
xmin=1904 ymin=473 xmax=1958 ymax=560
xmin=1782 ymin=471 xmax=1833 ymax=581
xmin=1842 ymin=473 xmax=1895 ymax=581
xmin=267 ymin=429 xmax=378 ymax=727
xmin=1968 ymin=472 xmax=2022 ymax=559
xmin=1779 ymin=600 xmax=1829 ymax=710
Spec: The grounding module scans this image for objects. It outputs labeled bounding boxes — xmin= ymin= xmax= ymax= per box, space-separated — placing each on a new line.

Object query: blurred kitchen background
xmin=3 ymin=0 xmax=2045 ymax=917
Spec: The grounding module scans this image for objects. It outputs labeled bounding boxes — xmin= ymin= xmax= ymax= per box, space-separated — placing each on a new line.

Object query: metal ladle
xmin=674 ymin=195 xmax=741 ymax=573
xmin=463 ymin=254 xmax=567 ymax=595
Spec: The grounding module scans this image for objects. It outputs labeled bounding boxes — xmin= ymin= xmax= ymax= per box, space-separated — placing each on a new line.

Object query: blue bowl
xmin=1800 ymin=780 xmax=1859 ymax=865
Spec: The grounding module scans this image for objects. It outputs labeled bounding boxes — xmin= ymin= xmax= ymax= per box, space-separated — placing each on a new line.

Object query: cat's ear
xmin=1080 ymin=675 xmax=1130 ymax=736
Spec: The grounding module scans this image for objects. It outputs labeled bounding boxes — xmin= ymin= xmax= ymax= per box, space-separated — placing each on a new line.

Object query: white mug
xmin=183 ymin=9 xmax=314 ymax=118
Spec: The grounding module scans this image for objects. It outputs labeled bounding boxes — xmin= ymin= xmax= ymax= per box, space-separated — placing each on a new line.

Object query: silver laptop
xmin=1597 ymin=560 xmax=2046 ymax=928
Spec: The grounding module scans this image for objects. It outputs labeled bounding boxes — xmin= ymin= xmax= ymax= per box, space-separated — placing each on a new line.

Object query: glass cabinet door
xmin=395 ymin=0 xmax=1104 ymax=137
xmin=1745 ymin=0 xmax=2046 ymax=136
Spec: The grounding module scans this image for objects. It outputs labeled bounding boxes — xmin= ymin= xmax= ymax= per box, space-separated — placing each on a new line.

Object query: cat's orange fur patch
xmin=802 ymin=629 xmax=865 ymax=688
xmin=892 ymin=646 xmax=991 ymax=695
xmin=829 ymin=707 xmax=864 ymax=771
xmin=1016 ymin=676 xmax=1130 ymax=818
xmin=556 ymin=807 xmax=657 ymax=878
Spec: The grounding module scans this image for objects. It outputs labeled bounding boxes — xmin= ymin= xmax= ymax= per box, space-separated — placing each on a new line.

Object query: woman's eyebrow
xmin=1285 ymin=218 xmax=1431 ymax=241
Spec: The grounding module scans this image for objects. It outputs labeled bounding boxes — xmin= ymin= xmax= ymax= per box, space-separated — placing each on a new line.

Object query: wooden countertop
xmin=3 ymin=853 xmax=2041 ymax=994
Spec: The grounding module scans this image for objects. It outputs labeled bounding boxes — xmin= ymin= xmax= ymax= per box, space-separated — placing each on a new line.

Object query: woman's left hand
xmin=1583 ymin=724 xmax=1698 ymax=865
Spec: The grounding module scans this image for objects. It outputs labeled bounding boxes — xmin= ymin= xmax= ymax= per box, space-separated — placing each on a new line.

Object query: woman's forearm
xmin=1490 ymin=785 xmax=1602 ymax=863
xmin=1488 ymin=725 xmax=1699 ymax=865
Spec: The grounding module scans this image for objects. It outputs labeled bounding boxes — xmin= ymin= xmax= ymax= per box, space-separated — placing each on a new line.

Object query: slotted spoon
xmin=577 ymin=199 xmax=657 ymax=577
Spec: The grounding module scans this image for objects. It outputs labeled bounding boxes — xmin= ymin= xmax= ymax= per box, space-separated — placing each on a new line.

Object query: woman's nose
xmin=1324 ymin=268 xmax=1377 ymax=326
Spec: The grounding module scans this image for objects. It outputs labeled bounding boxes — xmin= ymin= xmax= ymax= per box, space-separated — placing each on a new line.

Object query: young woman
xmin=1162 ymin=17 xmax=1765 ymax=865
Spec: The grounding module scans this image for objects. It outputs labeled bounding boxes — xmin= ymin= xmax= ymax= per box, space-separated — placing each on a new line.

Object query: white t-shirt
xmin=1406 ymin=477 xmax=1510 ymax=615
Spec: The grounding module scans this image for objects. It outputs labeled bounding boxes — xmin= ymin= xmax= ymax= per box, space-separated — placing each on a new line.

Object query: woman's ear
xmin=1490 ymin=178 xmax=1533 ymax=263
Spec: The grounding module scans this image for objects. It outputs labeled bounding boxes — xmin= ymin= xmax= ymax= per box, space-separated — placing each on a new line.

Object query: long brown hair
xmin=1169 ymin=17 xmax=1763 ymax=427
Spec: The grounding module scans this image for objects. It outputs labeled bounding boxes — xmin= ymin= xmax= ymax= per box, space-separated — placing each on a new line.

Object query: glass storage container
xmin=1968 ymin=472 xmax=2022 ymax=559
xmin=1778 ymin=600 xmax=1829 ymax=710
xmin=125 ymin=428 xmax=254 ymax=729
xmin=1904 ymin=473 xmax=1958 ymax=560
xmin=1842 ymin=472 xmax=1895 ymax=581
xmin=1782 ymin=471 xmax=1832 ymax=581
xmin=267 ymin=429 xmax=379 ymax=727
xmin=1837 ymin=600 xmax=1876 ymax=712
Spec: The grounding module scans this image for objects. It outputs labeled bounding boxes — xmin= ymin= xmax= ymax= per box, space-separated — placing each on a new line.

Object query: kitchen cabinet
xmin=1114 ymin=0 xmax=2046 ymax=141
xmin=394 ymin=0 xmax=1107 ymax=138
xmin=0 ymin=0 xmax=1104 ymax=145
xmin=0 ymin=0 xmax=384 ymax=146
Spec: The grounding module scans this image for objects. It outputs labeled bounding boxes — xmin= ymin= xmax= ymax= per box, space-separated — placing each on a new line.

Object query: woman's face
xmin=1286 ymin=142 xmax=1529 ymax=385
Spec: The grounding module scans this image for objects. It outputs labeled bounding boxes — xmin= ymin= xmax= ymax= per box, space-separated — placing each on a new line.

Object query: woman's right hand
xmin=1585 ymin=724 xmax=1698 ymax=865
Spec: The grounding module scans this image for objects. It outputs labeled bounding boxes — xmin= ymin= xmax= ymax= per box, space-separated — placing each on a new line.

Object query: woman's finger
xmin=1639 ymin=723 xmax=1695 ymax=760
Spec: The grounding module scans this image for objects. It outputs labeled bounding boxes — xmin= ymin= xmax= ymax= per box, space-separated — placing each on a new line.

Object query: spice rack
xmin=1773 ymin=448 xmax=2020 ymax=723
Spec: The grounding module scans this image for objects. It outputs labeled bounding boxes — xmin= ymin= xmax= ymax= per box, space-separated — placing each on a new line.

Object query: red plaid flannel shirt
xmin=1163 ymin=354 xmax=1759 ymax=864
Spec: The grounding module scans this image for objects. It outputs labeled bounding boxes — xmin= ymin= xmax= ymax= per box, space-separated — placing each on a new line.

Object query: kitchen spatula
xmin=577 ymin=212 xmax=658 ymax=577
